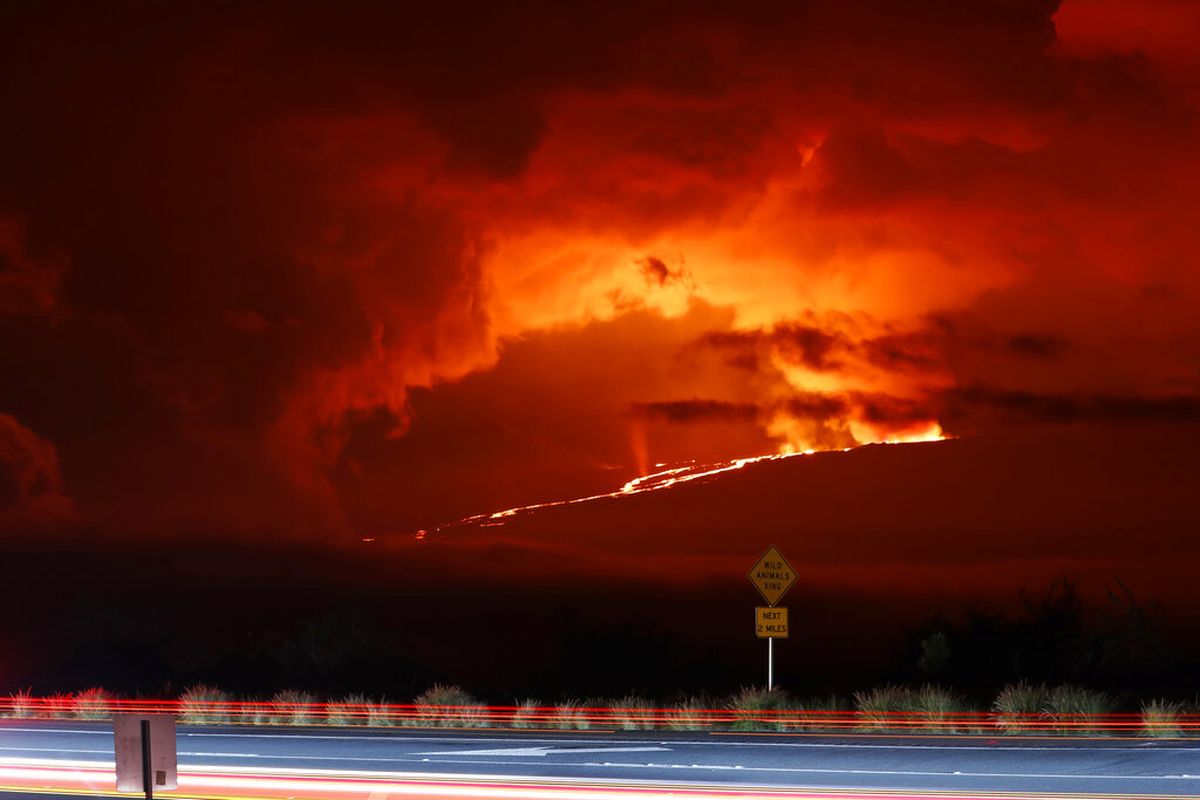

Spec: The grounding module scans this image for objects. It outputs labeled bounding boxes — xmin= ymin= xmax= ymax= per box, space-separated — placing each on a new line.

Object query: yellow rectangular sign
xmin=756 ymin=606 xmax=789 ymax=638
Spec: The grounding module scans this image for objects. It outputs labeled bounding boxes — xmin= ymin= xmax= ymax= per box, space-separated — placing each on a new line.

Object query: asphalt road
xmin=2 ymin=719 xmax=1199 ymax=798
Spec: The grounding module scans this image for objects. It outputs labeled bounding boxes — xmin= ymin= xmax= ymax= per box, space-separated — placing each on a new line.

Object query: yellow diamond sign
xmin=748 ymin=545 xmax=796 ymax=606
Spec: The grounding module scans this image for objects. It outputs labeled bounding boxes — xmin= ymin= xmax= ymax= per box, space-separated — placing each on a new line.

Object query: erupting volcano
xmin=427 ymin=424 xmax=947 ymax=537
xmin=3 ymin=0 xmax=1200 ymax=652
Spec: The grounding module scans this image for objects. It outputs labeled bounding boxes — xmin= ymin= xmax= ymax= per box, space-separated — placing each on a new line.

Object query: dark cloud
xmin=862 ymin=321 xmax=1075 ymax=372
xmin=703 ymin=315 xmax=1075 ymax=381
xmin=0 ymin=412 xmax=74 ymax=529
xmin=700 ymin=323 xmax=848 ymax=372
xmin=860 ymin=329 xmax=947 ymax=372
xmin=638 ymin=256 xmax=693 ymax=289
xmin=813 ymin=126 xmax=922 ymax=211
xmin=631 ymin=399 xmax=759 ymax=424
xmin=772 ymin=323 xmax=847 ymax=371
xmin=779 ymin=393 xmax=848 ymax=421
xmin=0 ymin=219 xmax=63 ymax=317
xmin=661 ymin=390 xmax=933 ymax=433
xmin=943 ymin=385 xmax=1200 ymax=429
xmin=1008 ymin=333 xmax=1068 ymax=358
xmin=696 ymin=330 xmax=767 ymax=372
xmin=852 ymin=393 xmax=937 ymax=426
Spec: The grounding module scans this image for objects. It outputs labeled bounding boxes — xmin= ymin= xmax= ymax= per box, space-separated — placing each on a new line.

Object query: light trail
xmin=422 ymin=428 xmax=948 ymax=538
xmin=0 ymin=761 xmax=1179 ymax=800
xmin=3 ymin=695 xmax=1198 ymax=734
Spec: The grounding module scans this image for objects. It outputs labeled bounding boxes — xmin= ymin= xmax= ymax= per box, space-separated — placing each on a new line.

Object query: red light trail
xmin=1 ymin=696 xmax=1197 ymax=735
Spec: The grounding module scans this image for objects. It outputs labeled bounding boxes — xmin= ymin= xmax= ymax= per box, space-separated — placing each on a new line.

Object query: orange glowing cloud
xmin=2 ymin=1 xmax=1199 ymax=538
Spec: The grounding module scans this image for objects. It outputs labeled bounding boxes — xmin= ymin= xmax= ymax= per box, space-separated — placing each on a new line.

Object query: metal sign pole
xmin=140 ymin=719 xmax=153 ymax=800
xmin=767 ymin=637 xmax=774 ymax=691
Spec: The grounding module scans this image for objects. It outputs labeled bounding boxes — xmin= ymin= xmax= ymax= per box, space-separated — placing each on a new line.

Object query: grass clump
xmin=552 ymin=699 xmax=591 ymax=730
xmin=727 ymin=686 xmax=795 ymax=731
xmin=73 ymin=687 xmax=114 ymax=720
xmin=854 ymin=685 xmax=911 ymax=732
xmin=666 ymin=697 xmax=708 ymax=731
xmin=414 ymin=684 xmax=486 ymax=727
xmin=7 ymin=689 xmax=35 ymax=719
xmin=180 ymin=684 xmax=232 ymax=725
xmin=993 ymin=681 xmax=1050 ymax=734
xmin=41 ymin=693 xmax=75 ymax=719
xmin=327 ymin=693 xmax=370 ymax=726
xmin=912 ymin=685 xmax=969 ymax=733
xmin=1044 ymin=685 xmax=1114 ymax=735
xmin=1142 ymin=699 xmax=1184 ymax=738
xmin=510 ymin=699 xmax=542 ymax=729
xmin=795 ymin=694 xmax=847 ymax=733
xmin=610 ymin=695 xmax=656 ymax=730
xmin=269 ymin=690 xmax=317 ymax=725
xmin=366 ymin=699 xmax=396 ymax=727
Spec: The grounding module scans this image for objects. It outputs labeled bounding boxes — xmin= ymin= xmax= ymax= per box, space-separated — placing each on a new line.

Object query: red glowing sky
xmin=1 ymin=0 xmax=1198 ymax=569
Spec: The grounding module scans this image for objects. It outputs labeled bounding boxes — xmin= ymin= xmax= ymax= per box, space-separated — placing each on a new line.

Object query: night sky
xmin=2 ymin=1 xmax=1199 ymax=698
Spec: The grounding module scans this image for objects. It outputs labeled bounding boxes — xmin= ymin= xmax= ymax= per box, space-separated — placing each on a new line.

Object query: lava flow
xmin=419 ymin=424 xmax=946 ymax=539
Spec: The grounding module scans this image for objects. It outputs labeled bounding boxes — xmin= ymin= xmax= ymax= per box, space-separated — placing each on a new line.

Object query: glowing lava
xmin=422 ymin=427 xmax=946 ymax=538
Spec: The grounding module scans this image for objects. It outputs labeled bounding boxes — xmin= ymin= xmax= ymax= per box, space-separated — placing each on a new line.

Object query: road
xmin=2 ymin=719 xmax=1199 ymax=799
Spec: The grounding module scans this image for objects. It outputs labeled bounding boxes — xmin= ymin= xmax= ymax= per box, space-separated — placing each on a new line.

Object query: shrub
xmin=666 ymin=697 xmax=708 ymax=731
xmin=44 ymin=693 xmax=75 ymax=719
xmin=552 ymin=699 xmax=591 ymax=730
xmin=912 ymin=685 xmax=969 ymax=733
xmin=73 ymin=687 xmax=114 ymax=720
xmin=993 ymin=682 xmax=1050 ymax=734
xmin=728 ymin=686 xmax=795 ymax=731
xmin=854 ymin=685 xmax=912 ymax=732
xmin=180 ymin=685 xmax=232 ymax=725
xmin=510 ymin=699 xmax=542 ymax=729
xmin=366 ymin=699 xmax=397 ymax=727
xmin=414 ymin=684 xmax=486 ymax=727
xmin=1044 ymin=685 xmax=1114 ymax=735
xmin=795 ymin=694 xmax=847 ymax=733
xmin=611 ymin=695 xmax=656 ymax=730
xmin=327 ymin=693 xmax=370 ymax=726
xmin=1142 ymin=699 xmax=1183 ymax=738
xmin=7 ymin=689 xmax=35 ymax=719
xmin=269 ymin=690 xmax=317 ymax=725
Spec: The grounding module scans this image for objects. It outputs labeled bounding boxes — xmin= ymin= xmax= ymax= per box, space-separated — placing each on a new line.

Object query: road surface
xmin=2 ymin=719 xmax=1198 ymax=798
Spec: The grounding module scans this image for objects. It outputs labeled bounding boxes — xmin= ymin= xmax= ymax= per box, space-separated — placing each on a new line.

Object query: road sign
xmin=114 ymin=714 xmax=177 ymax=797
xmin=756 ymin=606 xmax=789 ymax=638
xmin=748 ymin=545 xmax=796 ymax=606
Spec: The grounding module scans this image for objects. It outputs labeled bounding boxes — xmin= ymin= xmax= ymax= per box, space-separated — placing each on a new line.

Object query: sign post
xmin=748 ymin=546 xmax=796 ymax=691
xmin=114 ymin=714 xmax=177 ymax=799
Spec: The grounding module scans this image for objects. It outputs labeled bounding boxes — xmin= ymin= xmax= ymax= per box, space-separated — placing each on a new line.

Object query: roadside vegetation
xmin=993 ymin=681 xmax=1049 ymax=733
xmin=1141 ymin=699 xmax=1185 ymax=738
xmin=179 ymin=684 xmax=233 ymax=724
xmin=72 ymin=687 xmax=115 ymax=720
xmin=326 ymin=693 xmax=370 ymax=726
xmin=414 ymin=684 xmax=486 ymax=727
xmin=2 ymin=682 xmax=1197 ymax=736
